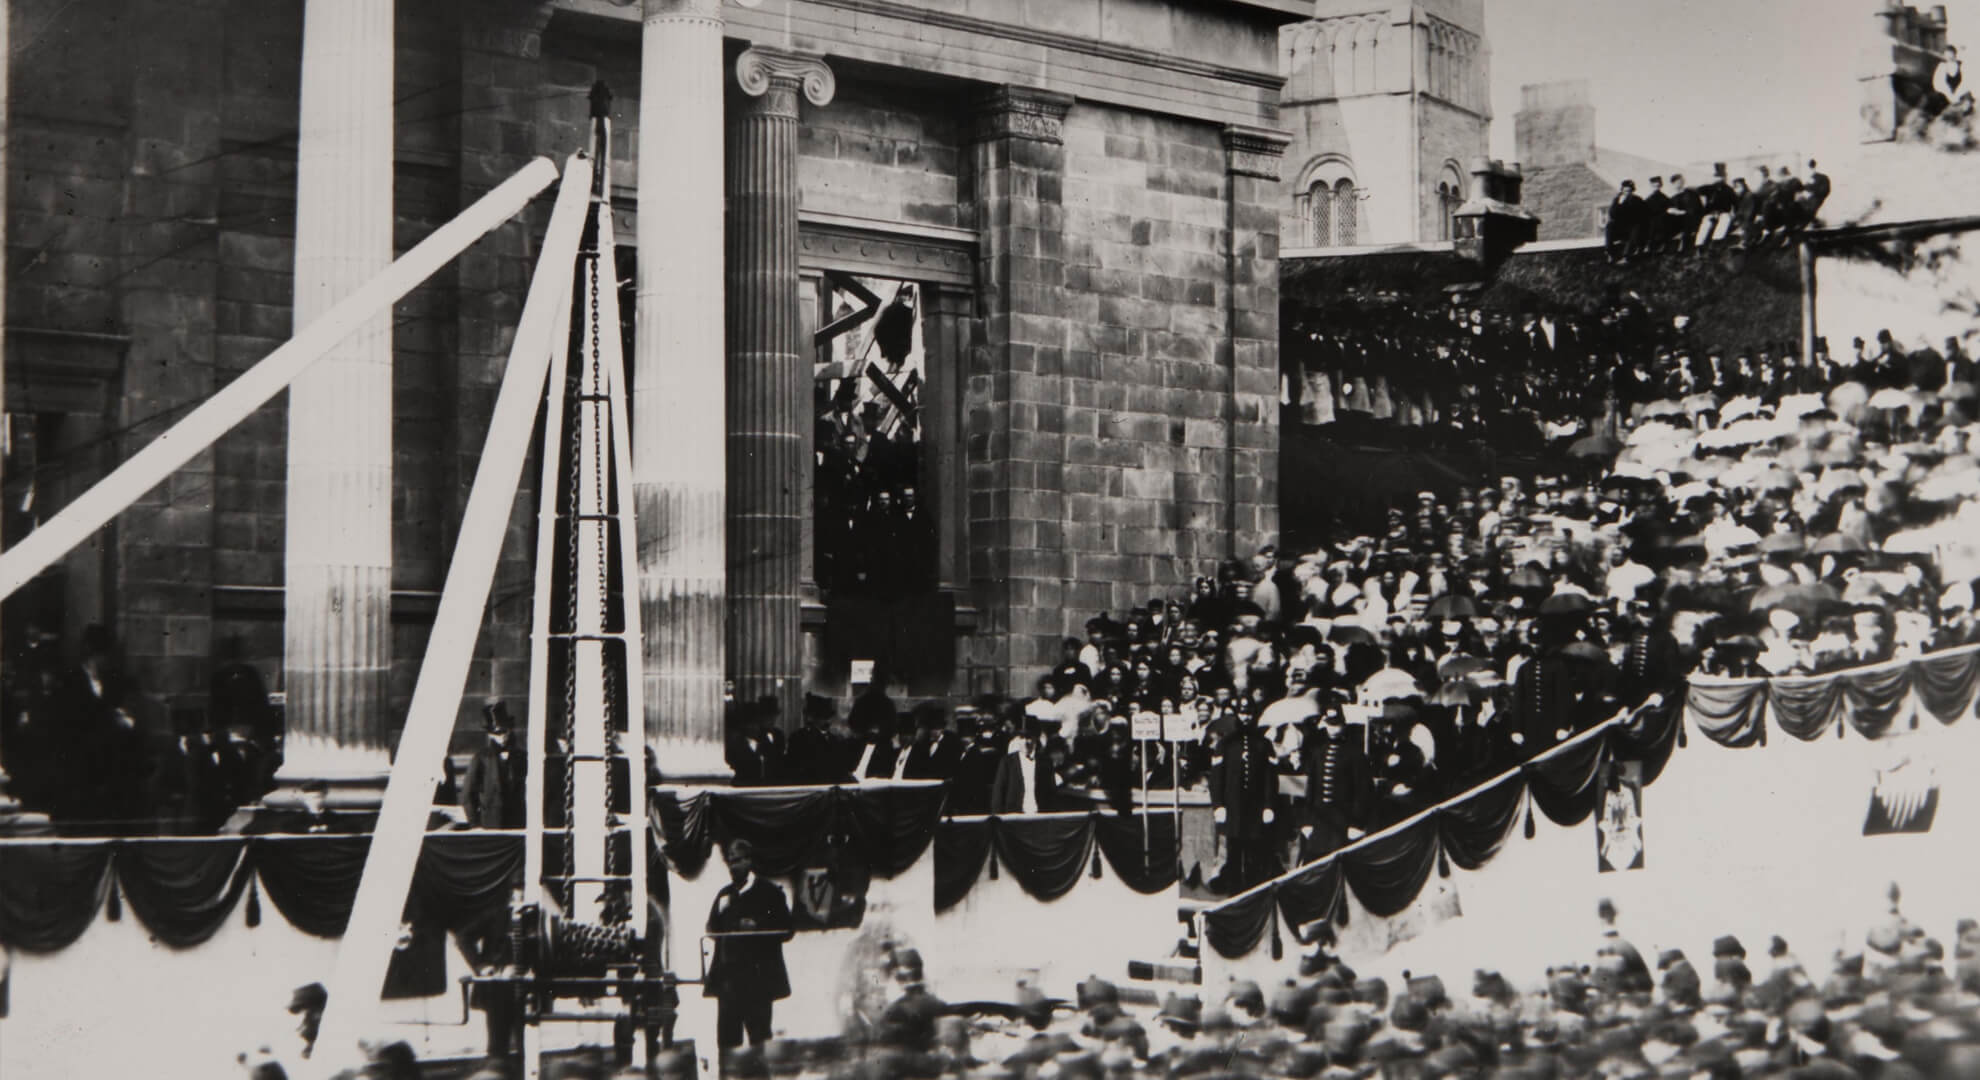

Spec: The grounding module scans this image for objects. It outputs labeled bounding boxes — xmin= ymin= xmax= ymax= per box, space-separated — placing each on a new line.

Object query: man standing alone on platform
xmin=705 ymin=840 xmax=794 ymax=1048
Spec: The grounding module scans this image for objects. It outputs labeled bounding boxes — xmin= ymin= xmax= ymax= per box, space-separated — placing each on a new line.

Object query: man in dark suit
xmin=1210 ymin=710 xmax=1279 ymax=893
xmin=1798 ymin=160 xmax=1830 ymax=231
xmin=1639 ymin=176 xmax=1671 ymax=253
xmin=1696 ymin=164 xmax=1735 ymax=249
xmin=901 ymin=701 xmax=961 ymax=780
xmin=463 ymin=701 xmax=524 ymax=828
xmin=705 ymin=840 xmax=795 ymax=1048
xmin=1604 ymin=180 xmax=1642 ymax=262
xmin=945 ymin=699 xmax=1005 ymax=815
xmin=1666 ymin=174 xmax=1701 ymax=253
xmin=784 ymin=693 xmax=851 ymax=784
xmin=1731 ymin=176 xmax=1761 ymax=247
xmin=1302 ymin=702 xmax=1369 ymax=861
xmin=725 ymin=696 xmax=786 ymax=787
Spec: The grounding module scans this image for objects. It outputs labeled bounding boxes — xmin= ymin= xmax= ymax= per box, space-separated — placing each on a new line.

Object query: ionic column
xmin=279 ymin=0 xmax=395 ymax=793
xmin=636 ymin=0 xmax=729 ymax=777
xmin=728 ymin=47 xmax=834 ymax=729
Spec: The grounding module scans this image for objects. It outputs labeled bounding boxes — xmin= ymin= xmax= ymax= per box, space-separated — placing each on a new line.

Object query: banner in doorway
xmin=1596 ymin=759 xmax=1644 ymax=873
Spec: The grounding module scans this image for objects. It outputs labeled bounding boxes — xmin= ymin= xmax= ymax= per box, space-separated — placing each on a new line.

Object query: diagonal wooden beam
xmin=0 ymin=157 xmax=562 ymax=601
xmin=305 ymin=153 xmax=594 ymax=1078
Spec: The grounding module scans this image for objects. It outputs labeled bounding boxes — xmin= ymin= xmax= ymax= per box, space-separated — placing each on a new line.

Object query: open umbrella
xmin=1328 ymin=623 xmax=1378 ymax=647
xmin=1748 ymin=582 xmax=1843 ymax=623
xmin=1827 ymin=381 xmax=1871 ymax=420
xmin=1639 ymin=399 xmax=1687 ymax=420
xmin=1668 ymin=480 xmax=1714 ymax=504
xmin=1777 ymin=393 xmax=1826 ymax=421
xmin=1867 ymin=386 xmax=1918 ymax=412
xmin=1431 ymin=679 xmax=1485 ymax=707
xmin=1540 ymin=592 xmax=1595 ymax=615
xmin=1718 ymin=395 xmax=1762 ymax=424
xmin=1569 ymin=433 xmax=1622 ymax=459
xmin=1436 ymin=654 xmax=1490 ymax=680
xmin=1359 ymin=667 xmax=1425 ymax=703
xmin=1812 ymin=532 xmax=1868 ymax=555
xmin=1507 ymin=566 xmax=1550 ymax=590
xmin=1425 ymin=595 xmax=1479 ymax=619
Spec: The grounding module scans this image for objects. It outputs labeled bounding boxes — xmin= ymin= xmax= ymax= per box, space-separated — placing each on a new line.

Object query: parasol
xmin=1436 ymin=654 xmax=1490 ymax=680
xmin=1359 ymin=667 xmax=1425 ymax=703
xmin=1748 ymin=582 xmax=1844 ymax=623
xmin=1425 ymin=595 xmax=1479 ymax=619
xmin=1758 ymin=531 xmax=1806 ymax=556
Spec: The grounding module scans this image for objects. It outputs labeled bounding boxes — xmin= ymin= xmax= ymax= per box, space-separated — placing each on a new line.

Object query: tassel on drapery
xmin=1269 ymin=901 xmax=1284 ymax=960
xmin=245 ymin=876 xmax=262 ymax=928
xmin=1437 ymin=847 xmax=1451 ymax=878
xmin=1091 ymin=849 xmax=1104 ymax=879
xmin=105 ymin=882 xmax=122 ymax=922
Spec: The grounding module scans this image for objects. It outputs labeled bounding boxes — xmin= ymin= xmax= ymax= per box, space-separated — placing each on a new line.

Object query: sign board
xmin=1132 ymin=712 xmax=1162 ymax=741
xmin=1163 ymin=713 xmax=1196 ymax=743
xmin=850 ymin=659 xmax=875 ymax=685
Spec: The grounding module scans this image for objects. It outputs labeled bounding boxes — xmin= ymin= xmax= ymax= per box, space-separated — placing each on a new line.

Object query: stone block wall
xmin=797 ymin=79 xmax=968 ymax=230
xmin=964 ymin=91 xmax=1281 ymax=691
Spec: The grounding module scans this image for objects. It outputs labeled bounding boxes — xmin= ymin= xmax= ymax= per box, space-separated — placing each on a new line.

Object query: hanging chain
xmin=588 ymin=249 xmax=630 ymax=905
xmin=558 ymin=259 xmax=585 ymax=914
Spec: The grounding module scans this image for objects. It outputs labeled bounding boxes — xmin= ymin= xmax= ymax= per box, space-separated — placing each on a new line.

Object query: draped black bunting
xmin=933 ymin=820 xmax=993 ymax=913
xmin=1339 ymin=815 xmax=1439 ymax=918
xmin=1523 ymin=734 xmax=1609 ymax=827
xmin=1617 ymin=695 xmax=1682 ymax=786
xmin=1687 ymin=646 xmax=1980 ymax=747
xmin=653 ymin=786 xmax=944 ymax=882
xmin=990 ymin=815 xmax=1094 ymax=902
xmin=114 ymin=839 xmax=253 ymax=948
xmin=1768 ymin=674 xmax=1848 ymax=742
xmin=930 ymin=812 xmax=1180 ymax=912
xmin=1272 ymin=858 xmax=1343 ymax=935
xmin=1092 ymin=812 xmax=1180 ymax=896
xmin=1914 ymin=649 xmax=1980 ymax=723
xmin=252 ymin=835 xmax=372 ymax=938
xmin=1436 ymin=773 xmax=1526 ymax=871
xmin=1203 ymin=885 xmax=1277 ymax=959
xmin=0 ymin=843 xmax=113 ymax=953
xmin=1686 ymin=680 xmax=1769 ymax=747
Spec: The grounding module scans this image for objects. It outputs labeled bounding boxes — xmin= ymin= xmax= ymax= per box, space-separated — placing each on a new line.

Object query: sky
xmin=1483 ymin=0 xmax=1980 ymax=167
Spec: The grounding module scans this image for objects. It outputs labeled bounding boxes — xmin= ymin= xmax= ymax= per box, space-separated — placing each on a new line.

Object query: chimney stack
xmin=1515 ymin=80 xmax=1596 ymax=170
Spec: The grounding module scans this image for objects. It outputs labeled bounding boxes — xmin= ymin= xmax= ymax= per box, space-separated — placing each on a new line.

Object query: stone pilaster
xmin=1222 ymin=124 xmax=1290 ymax=559
xmin=636 ymin=0 xmax=728 ymax=777
xmin=728 ymin=47 xmax=835 ymax=728
xmin=966 ymin=85 xmax=1074 ymax=694
xmin=279 ymin=0 xmax=396 ymax=790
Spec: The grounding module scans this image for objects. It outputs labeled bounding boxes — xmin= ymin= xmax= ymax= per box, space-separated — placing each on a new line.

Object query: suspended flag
xmin=789 ymin=847 xmax=870 ymax=932
xmin=1596 ymin=760 xmax=1645 ymax=872
xmin=1863 ymin=755 xmax=1939 ymax=836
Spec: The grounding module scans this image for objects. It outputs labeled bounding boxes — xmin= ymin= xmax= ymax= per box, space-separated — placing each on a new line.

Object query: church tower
xmin=1278 ymin=0 xmax=1492 ymax=248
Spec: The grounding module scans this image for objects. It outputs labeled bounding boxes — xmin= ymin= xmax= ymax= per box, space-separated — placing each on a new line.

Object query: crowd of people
xmin=1604 ymin=160 xmax=1831 ymax=262
xmin=1282 ymin=286 xmax=1819 ymax=457
xmin=0 ymin=625 xmax=282 ymax=832
xmin=711 ymin=890 xmax=1980 ymax=1080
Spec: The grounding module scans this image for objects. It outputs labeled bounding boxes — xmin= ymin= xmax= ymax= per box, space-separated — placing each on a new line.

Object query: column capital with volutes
xmin=637 ymin=0 xmax=723 ymax=25
xmin=735 ymin=45 xmax=836 ymax=112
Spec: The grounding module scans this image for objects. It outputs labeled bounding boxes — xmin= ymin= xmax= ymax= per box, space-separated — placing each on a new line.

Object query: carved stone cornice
xmin=637 ymin=0 xmax=722 ymax=26
xmin=1222 ymin=124 xmax=1292 ymax=180
xmin=972 ymin=85 xmax=1076 ymax=144
xmin=735 ymin=45 xmax=836 ymax=112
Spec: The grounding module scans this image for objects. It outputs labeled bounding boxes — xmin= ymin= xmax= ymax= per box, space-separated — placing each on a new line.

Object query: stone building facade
xmin=2 ymin=0 xmax=1298 ymax=774
xmin=1276 ymin=0 xmax=1489 ymax=249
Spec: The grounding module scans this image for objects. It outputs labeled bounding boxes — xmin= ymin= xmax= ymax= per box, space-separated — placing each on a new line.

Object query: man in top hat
xmin=902 ymin=701 xmax=962 ymax=781
xmin=463 ymin=700 xmax=524 ymax=829
xmin=945 ymin=697 xmax=1005 ymax=815
xmin=1301 ymin=699 xmax=1370 ymax=861
xmin=785 ymin=693 xmax=851 ymax=785
xmin=705 ymin=840 xmax=795 ymax=1048
xmin=1697 ymin=163 xmax=1736 ymax=248
xmin=727 ymin=696 xmax=787 ymax=787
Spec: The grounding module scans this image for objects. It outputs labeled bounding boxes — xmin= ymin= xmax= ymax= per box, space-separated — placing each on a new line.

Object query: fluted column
xmin=279 ymin=0 xmax=394 ymax=791
xmin=636 ymin=0 xmax=729 ymax=778
xmin=727 ymin=47 xmax=833 ymax=730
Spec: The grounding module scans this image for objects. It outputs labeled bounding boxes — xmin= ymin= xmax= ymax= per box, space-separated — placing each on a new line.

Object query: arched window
xmin=1332 ymin=178 xmax=1358 ymax=246
xmin=1436 ymin=163 xmax=1466 ymax=241
xmin=1296 ymin=157 xmax=1360 ymax=247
